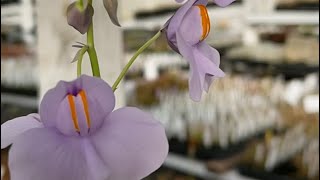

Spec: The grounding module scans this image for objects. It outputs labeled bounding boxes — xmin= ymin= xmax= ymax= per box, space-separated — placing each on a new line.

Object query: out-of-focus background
xmin=1 ymin=0 xmax=319 ymax=179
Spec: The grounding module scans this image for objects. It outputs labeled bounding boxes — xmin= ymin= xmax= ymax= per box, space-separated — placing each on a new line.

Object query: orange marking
xmin=197 ymin=5 xmax=210 ymax=41
xmin=67 ymin=95 xmax=80 ymax=132
xmin=79 ymin=90 xmax=91 ymax=129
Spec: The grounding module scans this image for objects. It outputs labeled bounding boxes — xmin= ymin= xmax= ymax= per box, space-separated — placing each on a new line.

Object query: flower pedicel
xmin=163 ymin=0 xmax=236 ymax=101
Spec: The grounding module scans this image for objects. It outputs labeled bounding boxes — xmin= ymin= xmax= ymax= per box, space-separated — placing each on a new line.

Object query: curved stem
xmin=112 ymin=31 xmax=161 ymax=91
xmin=77 ymin=55 xmax=83 ymax=77
xmin=77 ymin=0 xmax=84 ymax=9
xmin=87 ymin=0 xmax=101 ymax=77
xmin=76 ymin=46 xmax=88 ymax=77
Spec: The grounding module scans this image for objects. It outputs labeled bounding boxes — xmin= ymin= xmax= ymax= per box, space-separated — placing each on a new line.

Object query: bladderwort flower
xmin=1 ymin=75 xmax=168 ymax=180
xmin=163 ymin=0 xmax=235 ymax=101
xmin=67 ymin=1 xmax=94 ymax=34
xmin=67 ymin=0 xmax=120 ymax=34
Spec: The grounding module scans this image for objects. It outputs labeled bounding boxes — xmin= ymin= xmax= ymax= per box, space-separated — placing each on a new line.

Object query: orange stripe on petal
xmin=197 ymin=5 xmax=210 ymax=41
xmin=68 ymin=95 xmax=80 ymax=133
xmin=79 ymin=90 xmax=91 ymax=129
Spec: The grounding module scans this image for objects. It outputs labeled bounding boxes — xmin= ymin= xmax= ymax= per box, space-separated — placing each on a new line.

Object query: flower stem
xmin=76 ymin=46 xmax=88 ymax=77
xmin=77 ymin=0 xmax=84 ymax=10
xmin=87 ymin=0 xmax=101 ymax=77
xmin=112 ymin=31 xmax=161 ymax=91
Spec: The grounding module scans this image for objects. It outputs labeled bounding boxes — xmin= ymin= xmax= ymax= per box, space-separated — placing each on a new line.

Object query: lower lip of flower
xmin=197 ymin=5 xmax=210 ymax=41
xmin=67 ymin=90 xmax=91 ymax=134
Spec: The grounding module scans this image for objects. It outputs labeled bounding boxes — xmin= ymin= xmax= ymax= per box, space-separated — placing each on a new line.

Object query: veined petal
xmin=8 ymin=128 xmax=109 ymax=180
xmin=197 ymin=42 xmax=220 ymax=66
xmin=165 ymin=0 xmax=209 ymax=52
xmin=40 ymin=75 xmax=115 ymax=131
xmin=40 ymin=80 xmax=69 ymax=127
xmin=193 ymin=43 xmax=225 ymax=91
xmin=103 ymin=0 xmax=121 ymax=26
xmin=197 ymin=42 xmax=221 ymax=92
xmin=213 ymin=0 xmax=236 ymax=7
xmin=166 ymin=0 xmax=198 ymax=43
xmin=78 ymin=75 xmax=115 ymax=129
xmin=176 ymin=31 xmax=202 ymax=101
xmin=177 ymin=31 xmax=224 ymax=101
xmin=1 ymin=114 xmax=43 ymax=149
xmin=91 ymin=107 xmax=168 ymax=180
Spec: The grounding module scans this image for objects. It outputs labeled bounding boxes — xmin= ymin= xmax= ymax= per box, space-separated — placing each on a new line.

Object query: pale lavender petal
xmin=194 ymin=42 xmax=225 ymax=83
xmin=1 ymin=114 xmax=43 ymax=149
xmin=213 ymin=0 xmax=236 ymax=7
xmin=40 ymin=80 xmax=69 ymax=127
xmin=197 ymin=42 xmax=220 ymax=66
xmin=166 ymin=0 xmax=208 ymax=53
xmin=175 ymin=31 xmax=194 ymax=63
xmin=40 ymin=75 xmax=115 ymax=130
xmin=9 ymin=128 xmax=109 ymax=180
xmin=176 ymin=31 xmax=224 ymax=101
xmin=91 ymin=107 xmax=168 ymax=180
xmin=189 ymin=60 xmax=203 ymax=101
xmin=179 ymin=6 xmax=203 ymax=45
xmin=176 ymin=31 xmax=202 ymax=101
xmin=197 ymin=42 xmax=222 ymax=92
xmin=166 ymin=0 xmax=198 ymax=46
xmin=78 ymin=75 xmax=115 ymax=119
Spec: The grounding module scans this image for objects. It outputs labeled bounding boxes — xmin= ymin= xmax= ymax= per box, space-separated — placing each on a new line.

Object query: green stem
xmin=76 ymin=46 xmax=88 ymax=77
xmin=77 ymin=0 xmax=84 ymax=9
xmin=87 ymin=0 xmax=101 ymax=77
xmin=112 ymin=31 xmax=161 ymax=91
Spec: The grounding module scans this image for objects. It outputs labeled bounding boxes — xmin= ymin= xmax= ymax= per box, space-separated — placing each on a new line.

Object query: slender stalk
xmin=112 ymin=31 xmax=161 ymax=91
xmin=77 ymin=55 xmax=83 ymax=77
xmin=87 ymin=0 xmax=101 ymax=77
xmin=76 ymin=46 xmax=88 ymax=77
xmin=77 ymin=0 xmax=84 ymax=9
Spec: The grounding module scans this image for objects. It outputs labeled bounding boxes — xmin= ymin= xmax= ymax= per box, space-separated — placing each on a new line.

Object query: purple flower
xmin=164 ymin=0 xmax=235 ymax=101
xmin=1 ymin=75 xmax=168 ymax=180
xmin=67 ymin=2 xmax=94 ymax=34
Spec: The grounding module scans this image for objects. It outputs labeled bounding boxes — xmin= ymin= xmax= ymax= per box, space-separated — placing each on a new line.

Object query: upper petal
xmin=179 ymin=5 xmax=204 ymax=45
xmin=91 ymin=107 xmax=169 ymax=180
xmin=40 ymin=75 xmax=115 ymax=131
xmin=165 ymin=0 xmax=209 ymax=51
xmin=8 ymin=128 xmax=109 ymax=180
xmin=1 ymin=114 xmax=43 ymax=149
xmin=213 ymin=0 xmax=236 ymax=7
xmin=166 ymin=0 xmax=199 ymax=44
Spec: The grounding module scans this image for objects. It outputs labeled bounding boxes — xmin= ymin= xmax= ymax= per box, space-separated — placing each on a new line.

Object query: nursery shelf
xmin=247 ymin=11 xmax=319 ymax=25
xmin=1 ymin=93 xmax=38 ymax=108
xmin=163 ymin=153 xmax=257 ymax=180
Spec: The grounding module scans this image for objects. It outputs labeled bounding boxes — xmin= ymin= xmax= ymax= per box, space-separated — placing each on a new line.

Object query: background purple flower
xmin=164 ymin=0 xmax=235 ymax=101
xmin=1 ymin=75 xmax=168 ymax=180
xmin=174 ymin=0 xmax=235 ymax=6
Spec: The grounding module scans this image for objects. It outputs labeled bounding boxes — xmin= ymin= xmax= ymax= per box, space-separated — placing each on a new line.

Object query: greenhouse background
xmin=1 ymin=0 xmax=319 ymax=179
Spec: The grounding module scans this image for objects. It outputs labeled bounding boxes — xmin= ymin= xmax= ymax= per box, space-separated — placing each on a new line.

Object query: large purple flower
xmin=164 ymin=0 xmax=235 ymax=101
xmin=1 ymin=75 xmax=168 ymax=180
